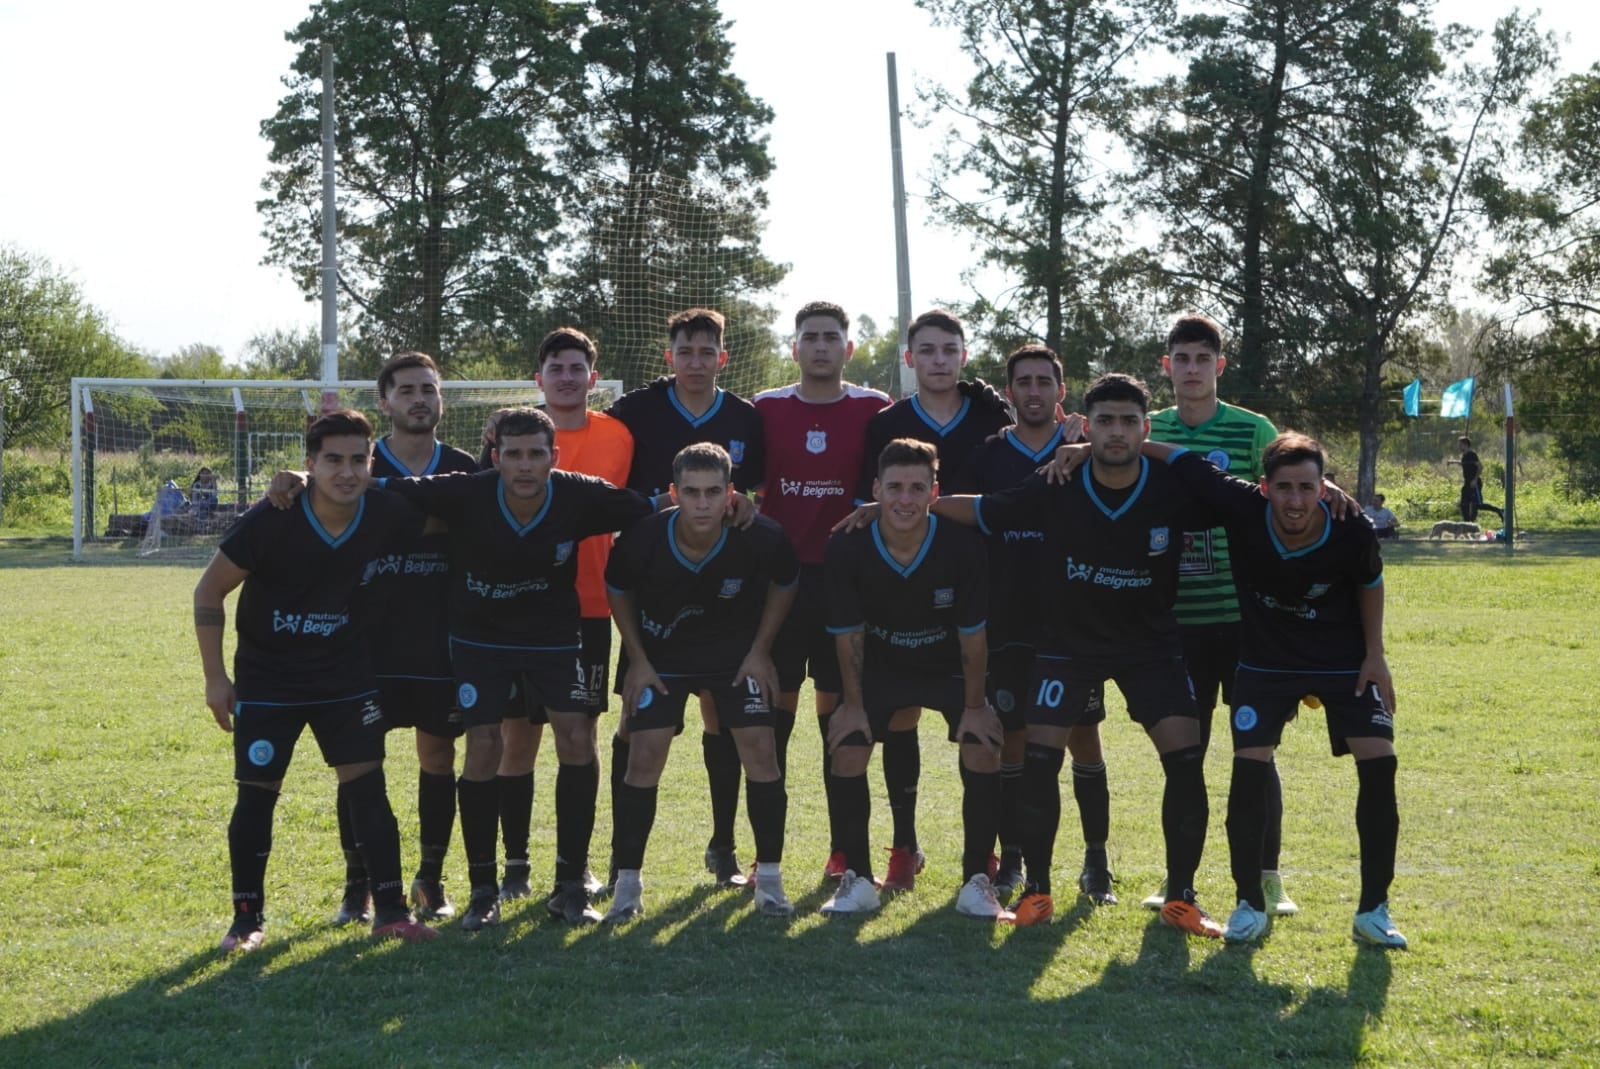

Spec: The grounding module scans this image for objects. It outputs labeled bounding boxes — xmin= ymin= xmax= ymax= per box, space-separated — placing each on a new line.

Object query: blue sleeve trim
xmin=974 ymin=497 xmax=991 ymax=536
xmin=826 ymin=624 xmax=864 ymax=635
xmin=958 ymin=621 xmax=987 ymax=634
xmin=1164 ymin=446 xmax=1190 ymax=465
xmin=1363 ymin=575 xmax=1384 ymax=589
xmin=375 ymin=476 xmax=389 ymax=487
xmin=605 ymin=583 xmax=629 ymax=596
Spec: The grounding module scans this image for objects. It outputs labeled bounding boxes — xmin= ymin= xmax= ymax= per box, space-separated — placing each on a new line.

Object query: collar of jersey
xmin=871 ymin=515 xmax=937 ymax=577
xmin=1004 ymin=424 xmax=1064 ymax=463
xmin=377 ymin=437 xmax=442 ymax=477
xmin=1163 ymin=400 xmax=1231 ymax=438
xmin=668 ymin=384 xmax=725 ymax=427
xmin=668 ymin=511 xmax=728 ymax=572
xmin=498 ymin=478 xmax=553 ymax=535
xmin=911 ymin=394 xmax=971 ymax=436
xmin=301 ymin=492 xmax=365 ymax=548
xmin=1083 ymin=456 xmax=1149 ymax=520
xmin=1266 ymin=500 xmax=1332 ymax=558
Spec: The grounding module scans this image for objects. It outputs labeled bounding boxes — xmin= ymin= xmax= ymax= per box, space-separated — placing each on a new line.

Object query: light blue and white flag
xmin=1402 ymin=378 xmax=1421 ymax=417
xmin=1440 ymin=376 xmax=1475 ymax=419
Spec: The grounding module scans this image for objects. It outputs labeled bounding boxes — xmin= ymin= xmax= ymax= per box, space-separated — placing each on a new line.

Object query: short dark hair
xmin=906 ymin=308 xmax=965 ymax=348
xmin=671 ymin=442 xmax=733 ymax=485
xmin=538 ymin=327 xmax=597 ymax=368
xmin=491 ymin=407 xmax=556 ymax=450
xmin=1166 ymin=313 xmax=1223 ymax=353
xmin=794 ymin=301 xmax=849 ymax=333
xmin=1005 ymin=344 xmax=1063 ymax=385
xmin=876 ymin=437 xmax=938 ymax=479
xmin=376 ymin=351 xmax=440 ymax=399
xmin=667 ymin=308 xmax=726 ymax=349
xmin=1374 ymin=493 xmax=1386 ymax=504
xmin=306 ymin=409 xmax=373 ymax=457
xmin=1083 ymin=372 xmax=1150 ymax=414
xmin=1458 ymin=436 xmax=1472 ymax=448
xmin=1262 ymin=431 xmax=1326 ymax=479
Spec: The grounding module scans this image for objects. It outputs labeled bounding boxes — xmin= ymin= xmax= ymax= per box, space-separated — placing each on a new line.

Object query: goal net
xmin=71 ymin=377 xmax=621 ymax=560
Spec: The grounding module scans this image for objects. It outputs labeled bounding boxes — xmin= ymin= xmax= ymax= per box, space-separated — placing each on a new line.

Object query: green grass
xmin=1 ymin=541 xmax=1597 ymax=1067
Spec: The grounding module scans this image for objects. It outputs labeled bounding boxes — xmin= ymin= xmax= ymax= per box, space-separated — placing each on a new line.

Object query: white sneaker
xmin=753 ymin=875 xmax=795 ymax=917
xmin=820 ymin=870 xmax=881 ymax=915
xmin=1352 ymin=902 xmax=1407 ymax=949
xmin=602 ymin=870 xmax=644 ymax=925
xmin=1223 ymin=900 xmax=1270 ymax=944
xmin=955 ymin=873 xmax=1015 ymax=922
xmin=1141 ymin=878 xmax=1168 ymax=911
xmin=1261 ymin=870 xmax=1299 ymax=916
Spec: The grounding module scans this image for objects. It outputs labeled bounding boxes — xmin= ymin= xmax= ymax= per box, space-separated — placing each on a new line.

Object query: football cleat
xmin=1223 ymin=900 xmax=1270 ymax=945
xmin=582 ymin=867 xmax=606 ymax=897
xmin=551 ymin=879 xmax=602 ymax=925
xmin=332 ymin=880 xmax=371 ymax=927
xmin=1140 ymin=878 xmax=1167 ymax=912
xmin=1077 ymin=864 xmax=1119 ymax=907
xmin=220 ymin=917 xmax=265 ymax=953
xmin=881 ymin=846 xmax=926 ymax=892
xmin=1261 ymin=870 xmax=1299 ymax=916
xmin=460 ymin=888 xmax=501 ymax=932
xmin=1160 ymin=890 xmax=1224 ymax=939
xmin=603 ymin=871 xmax=645 ymax=925
xmin=410 ymin=877 xmax=454 ymax=921
xmin=823 ymin=850 xmax=848 ymax=880
xmin=955 ymin=873 xmax=1014 ymax=922
xmin=499 ymin=863 xmax=533 ymax=901
xmin=371 ymin=909 xmax=440 ymax=943
xmin=1352 ymin=902 xmax=1408 ymax=949
xmin=753 ymin=875 xmax=796 ymax=917
xmin=1007 ymin=890 xmax=1055 ymax=927
xmin=992 ymin=851 xmax=1026 ymax=897
xmin=820 ymin=870 xmax=882 ymax=915
xmin=705 ymin=845 xmax=749 ymax=889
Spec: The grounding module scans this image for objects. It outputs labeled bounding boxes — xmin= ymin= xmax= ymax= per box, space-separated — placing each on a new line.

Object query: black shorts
xmin=1230 ymin=666 xmax=1395 ymax=757
xmin=1028 ymin=652 xmax=1195 ymax=730
xmin=772 ymin=565 xmax=842 ymax=694
xmin=986 ymin=645 xmax=1035 ymax=733
xmin=574 ymin=617 xmax=614 ymax=716
xmin=449 ymin=638 xmax=589 ymax=729
xmin=861 ymin=669 xmax=968 ymax=743
xmin=629 ymin=674 xmax=771 ymax=735
xmin=232 ymin=691 xmax=386 ymax=780
xmin=375 ymin=676 xmax=464 ymax=738
xmin=1178 ymin=622 xmax=1241 ymax=717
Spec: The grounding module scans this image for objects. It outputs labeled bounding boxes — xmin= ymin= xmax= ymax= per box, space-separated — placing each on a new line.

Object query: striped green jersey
xmin=1148 ymin=400 xmax=1277 ymax=625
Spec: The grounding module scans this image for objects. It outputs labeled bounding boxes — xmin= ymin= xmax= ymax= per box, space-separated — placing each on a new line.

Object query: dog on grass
xmin=1429 ymin=520 xmax=1481 ymax=540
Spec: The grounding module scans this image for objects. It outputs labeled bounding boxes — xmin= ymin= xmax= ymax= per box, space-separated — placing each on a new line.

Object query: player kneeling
xmin=603 ymin=444 xmax=800 ymax=923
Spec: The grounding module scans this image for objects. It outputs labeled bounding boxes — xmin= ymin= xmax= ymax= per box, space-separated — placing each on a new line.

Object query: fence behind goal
xmin=69 ymin=377 xmax=621 ymax=560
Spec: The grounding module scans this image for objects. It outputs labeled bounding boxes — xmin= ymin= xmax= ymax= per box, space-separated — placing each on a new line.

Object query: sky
xmin=1 ymin=0 xmax=1596 ymax=365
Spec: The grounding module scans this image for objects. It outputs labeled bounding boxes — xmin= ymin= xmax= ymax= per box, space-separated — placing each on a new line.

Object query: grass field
xmin=1 ymin=537 xmax=1597 ymax=1068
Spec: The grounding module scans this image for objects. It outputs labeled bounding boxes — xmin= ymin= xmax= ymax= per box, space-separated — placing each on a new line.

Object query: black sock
xmin=611 ymin=733 xmax=630 ymax=805
xmin=959 ymin=763 xmax=1001 ymax=881
xmin=771 ymin=706 xmax=796 ymax=780
xmin=612 ymin=781 xmax=658 ymax=872
xmin=343 ymin=768 xmax=405 ymax=914
xmin=998 ymin=760 xmax=1023 ymax=856
xmin=228 ymin=783 xmax=279 ymax=920
xmin=746 ymin=777 xmax=787 ymax=865
xmin=1196 ymin=704 xmax=1216 ymax=758
xmin=882 ymin=728 xmax=920 ymax=850
xmin=1071 ymin=760 xmax=1109 ymax=850
xmin=555 ymin=759 xmax=599 ymax=883
xmin=1262 ymin=759 xmax=1285 ymax=871
xmin=416 ymin=770 xmax=455 ymax=882
xmin=1160 ymin=745 xmax=1209 ymax=900
xmin=703 ymin=730 xmax=742 ymax=851
xmin=819 ymin=712 xmax=839 ymax=851
xmin=1355 ymin=754 xmax=1399 ymax=912
xmin=836 ymin=772 xmax=873 ymax=880
xmin=457 ymin=776 xmax=500 ymax=892
xmin=1227 ymin=757 xmax=1271 ymax=910
xmin=1019 ymin=743 xmax=1065 ymax=896
xmin=496 ymin=772 xmax=534 ymax=869
xmin=335 ymin=780 xmax=366 ymax=884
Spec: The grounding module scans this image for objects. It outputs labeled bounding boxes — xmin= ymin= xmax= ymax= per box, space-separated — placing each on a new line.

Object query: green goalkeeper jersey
xmin=1148 ymin=400 xmax=1277 ymax=626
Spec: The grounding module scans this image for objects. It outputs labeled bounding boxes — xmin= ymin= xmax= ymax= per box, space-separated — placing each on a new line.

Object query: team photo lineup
xmin=197 ymin=302 xmax=1405 ymax=955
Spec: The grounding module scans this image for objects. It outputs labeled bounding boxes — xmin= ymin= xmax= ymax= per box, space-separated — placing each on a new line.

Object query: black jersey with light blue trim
xmin=976 ymin=459 xmax=1216 ymax=660
xmin=855 ymin=382 xmax=1013 ymax=502
xmin=380 ymin=468 xmax=652 ymax=649
xmin=220 ymin=491 xmax=424 ymax=703
xmin=366 ymin=438 xmax=481 ymax=679
xmin=823 ymin=516 xmax=988 ymax=676
xmin=1168 ymin=451 xmax=1383 ymax=672
xmin=948 ymin=425 xmax=1065 ymax=649
xmin=606 ymin=511 xmax=799 ymax=677
xmin=606 ymin=376 xmax=764 ymax=496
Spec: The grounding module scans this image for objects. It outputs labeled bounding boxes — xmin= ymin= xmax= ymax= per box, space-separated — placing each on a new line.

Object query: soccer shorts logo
xmin=1206 ymin=449 xmax=1232 ymax=470
xmin=994 ymin=689 xmax=1015 ymax=714
xmin=636 ymin=688 xmax=655 ymax=710
xmin=1233 ymin=705 xmax=1259 ymax=731
xmin=247 ymin=739 xmax=275 ymax=767
xmin=458 ymin=683 xmax=478 ymax=709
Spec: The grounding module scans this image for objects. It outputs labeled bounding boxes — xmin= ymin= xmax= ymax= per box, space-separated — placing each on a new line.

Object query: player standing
xmin=195 ymin=410 xmax=436 ymax=951
xmin=606 ymin=308 xmax=766 ymax=888
xmin=752 ymin=301 xmax=889 ymax=877
xmin=603 ymin=444 xmax=799 ymax=922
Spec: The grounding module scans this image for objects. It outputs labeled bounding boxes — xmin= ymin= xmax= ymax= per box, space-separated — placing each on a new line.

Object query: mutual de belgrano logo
xmin=1063 ymin=558 xmax=1153 ymax=589
xmin=271 ymin=609 xmax=349 ymax=636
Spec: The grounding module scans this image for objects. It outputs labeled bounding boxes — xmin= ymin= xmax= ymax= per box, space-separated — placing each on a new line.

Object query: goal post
xmin=69 ymin=377 xmax=622 ymax=560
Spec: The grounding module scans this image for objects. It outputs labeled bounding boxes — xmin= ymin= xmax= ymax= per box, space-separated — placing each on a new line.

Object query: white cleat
xmin=602 ymin=870 xmax=644 ymax=925
xmin=1352 ymin=902 xmax=1408 ymax=949
xmin=753 ymin=875 xmax=795 ymax=917
xmin=1261 ymin=870 xmax=1299 ymax=916
xmin=820 ymin=870 xmax=881 ymax=915
xmin=955 ymin=873 xmax=1015 ymax=922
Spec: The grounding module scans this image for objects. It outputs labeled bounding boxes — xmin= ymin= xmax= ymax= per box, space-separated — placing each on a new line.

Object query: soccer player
xmin=1140 ymin=432 xmax=1405 ymax=949
xmin=326 ymin=352 xmax=479 ymax=927
xmin=603 ymin=444 xmax=800 ymax=923
xmin=752 ymin=301 xmax=889 ymax=878
xmin=494 ymin=329 xmax=634 ymax=914
xmin=947 ymin=344 xmax=1110 ymax=904
xmin=820 ymin=439 xmax=1009 ymax=920
xmin=606 ymin=308 xmax=766 ymax=888
xmin=1144 ymin=313 xmax=1297 ymax=916
xmin=195 ymin=409 xmax=436 ymax=951
xmin=851 ymin=309 xmax=1013 ymax=891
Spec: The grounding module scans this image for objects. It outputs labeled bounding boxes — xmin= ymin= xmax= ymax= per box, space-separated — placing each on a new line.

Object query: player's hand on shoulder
xmin=831 ymin=502 xmax=878 ymax=533
xmin=266 ymin=470 xmax=308 ymax=509
xmin=825 ymin=701 xmax=870 ymax=753
xmin=1322 ymin=480 xmax=1359 ymax=520
xmin=726 ymin=493 xmax=758 ymax=530
xmin=205 ymin=676 xmax=236 ymax=732
xmin=1060 ymin=411 xmax=1087 ymax=444
xmin=1042 ymin=442 xmax=1091 ymax=483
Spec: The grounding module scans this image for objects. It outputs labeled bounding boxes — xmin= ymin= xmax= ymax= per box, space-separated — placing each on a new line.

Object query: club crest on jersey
xmin=554 ymin=541 xmax=574 ymax=564
xmin=728 ymin=440 xmax=746 ymax=464
xmin=932 ymin=587 xmax=955 ymax=608
xmin=1306 ymin=583 xmax=1331 ymax=599
xmin=1150 ymin=526 xmax=1170 ymax=552
xmin=247 ymin=739 xmax=275 ymax=767
xmin=718 ymin=577 xmax=744 ymax=598
xmin=1206 ymin=449 xmax=1232 ymax=470
xmin=806 ymin=429 xmax=827 ymax=455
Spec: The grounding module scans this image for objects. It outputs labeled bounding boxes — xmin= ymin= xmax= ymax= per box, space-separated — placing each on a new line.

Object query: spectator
xmin=1365 ymin=493 xmax=1400 ymax=541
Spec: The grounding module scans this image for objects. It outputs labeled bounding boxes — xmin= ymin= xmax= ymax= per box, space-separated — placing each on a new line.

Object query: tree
xmin=258 ymin=0 xmax=586 ymax=360
xmin=914 ymin=0 xmax=1171 ymax=375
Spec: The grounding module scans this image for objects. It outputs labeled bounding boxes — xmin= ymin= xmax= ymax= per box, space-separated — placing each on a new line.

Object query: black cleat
xmin=499 ymin=863 xmax=533 ymax=901
xmin=1077 ymin=864 xmax=1119 ymax=906
xmin=332 ymin=880 xmax=371 ymax=926
xmin=552 ymin=879 xmax=602 ymax=925
xmin=993 ymin=851 xmax=1026 ymax=898
xmin=460 ymin=888 xmax=502 ymax=931
xmin=410 ymin=877 xmax=455 ymax=921
xmin=705 ymin=844 xmax=749 ymax=889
